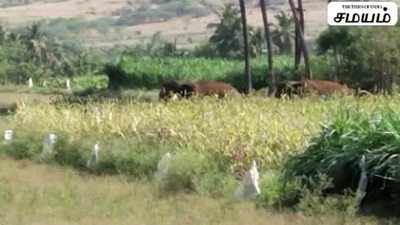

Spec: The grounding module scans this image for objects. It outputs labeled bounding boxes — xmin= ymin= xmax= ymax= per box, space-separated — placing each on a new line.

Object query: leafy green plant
xmin=207 ymin=4 xmax=263 ymax=58
xmin=0 ymin=134 xmax=43 ymax=160
xmin=157 ymin=151 xmax=235 ymax=196
xmin=257 ymin=170 xmax=302 ymax=208
xmin=271 ymin=10 xmax=294 ymax=55
xmin=285 ymin=107 xmax=400 ymax=199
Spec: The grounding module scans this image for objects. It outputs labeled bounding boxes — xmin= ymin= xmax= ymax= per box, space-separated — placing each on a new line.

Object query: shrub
xmin=0 ymin=134 xmax=43 ymax=160
xmin=109 ymin=139 xmax=169 ymax=178
xmin=157 ymin=151 xmax=235 ymax=196
xmin=53 ymin=136 xmax=87 ymax=169
xmin=257 ymin=170 xmax=302 ymax=208
xmin=72 ymin=75 xmax=109 ymax=92
xmin=316 ymin=26 xmax=400 ymax=91
xmin=284 ymin=107 xmax=400 ymax=206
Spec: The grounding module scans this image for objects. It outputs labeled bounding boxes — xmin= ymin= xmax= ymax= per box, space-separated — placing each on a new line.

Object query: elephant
xmin=275 ymin=79 xmax=353 ymax=98
xmin=159 ymin=80 xmax=189 ymax=100
xmin=159 ymin=80 xmax=237 ymax=101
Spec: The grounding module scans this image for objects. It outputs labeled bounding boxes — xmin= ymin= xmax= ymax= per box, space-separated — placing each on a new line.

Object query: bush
xmin=72 ymin=75 xmax=109 ymax=92
xmin=316 ymin=26 xmax=400 ymax=91
xmin=157 ymin=151 xmax=236 ymax=196
xmin=53 ymin=136 xmax=87 ymax=169
xmin=284 ymin=107 xmax=400 ymax=213
xmin=0 ymin=134 xmax=43 ymax=160
xmin=108 ymin=139 xmax=169 ymax=178
xmin=257 ymin=170 xmax=301 ymax=208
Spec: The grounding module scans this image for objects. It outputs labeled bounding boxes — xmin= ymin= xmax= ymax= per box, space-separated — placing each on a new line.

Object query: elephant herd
xmin=159 ymin=79 xmax=353 ymax=101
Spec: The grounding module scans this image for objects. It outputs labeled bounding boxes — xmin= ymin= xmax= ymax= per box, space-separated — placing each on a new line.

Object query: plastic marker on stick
xmin=28 ymin=77 xmax=33 ymax=88
xmin=235 ymin=160 xmax=261 ymax=199
xmin=40 ymin=133 xmax=57 ymax=160
xmin=4 ymin=130 xmax=14 ymax=143
xmin=87 ymin=143 xmax=100 ymax=169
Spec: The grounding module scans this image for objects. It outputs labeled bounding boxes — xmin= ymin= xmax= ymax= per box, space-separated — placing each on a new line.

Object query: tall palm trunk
xmin=288 ymin=0 xmax=312 ymax=80
xmin=239 ymin=0 xmax=252 ymax=94
xmin=294 ymin=0 xmax=304 ymax=70
xmin=259 ymin=0 xmax=275 ymax=96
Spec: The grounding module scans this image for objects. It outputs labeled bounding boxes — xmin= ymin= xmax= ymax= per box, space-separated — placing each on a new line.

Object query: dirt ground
xmin=0 ymin=0 xmax=328 ymax=48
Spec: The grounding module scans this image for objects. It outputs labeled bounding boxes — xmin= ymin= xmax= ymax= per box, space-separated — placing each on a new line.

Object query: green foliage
xmin=257 ymin=171 xmax=357 ymax=216
xmin=0 ymin=131 xmax=237 ymax=196
xmin=316 ymin=26 xmax=400 ymax=91
xmin=205 ymin=4 xmax=264 ymax=58
xmin=103 ymin=53 xmax=334 ymax=90
xmin=0 ymin=133 xmax=43 ymax=160
xmin=0 ymin=24 xmax=106 ymax=89
xmin=104 ymin=54 xmax=310 ymax=90
xmin=271 ymin=10 xmax=294 ymax=54
xmin=157 ymin=151 xmax=236 ymax=196
xmin=72 ymin=75 xmax=109 ymax=93
xmin=296 ymin=175 xmax=357 ymax=217
xmin=285 ymin=107 xmax=400 ymax=193
xmin=257 ymin=171 xmax=302 ymax=208
xmin=53 ymin=136 xmax=87 ymax=168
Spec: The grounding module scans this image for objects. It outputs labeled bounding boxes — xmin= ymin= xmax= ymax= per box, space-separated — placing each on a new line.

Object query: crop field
xmin=2 ymin=92 xmax=400 ymax=224
xmin=11 ymin=95 xmax=395 ymax=167
xmin=1 ymin=0 xmax=400 ymax=222
xmin=109 ymin=55 xmax=334 ymax=90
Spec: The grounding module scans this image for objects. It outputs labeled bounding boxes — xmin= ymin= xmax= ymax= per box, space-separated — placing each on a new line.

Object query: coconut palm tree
xmin=259 ymin=0 xmax=275 ymax=96
xmin=288 ymin=0 xmax=311 ymax=79
xmin=294 ymin=0 xmax=305 ymax=70
xmin=271 ymin=10 xmax=295 ymax=54
xmin=238 ymin=0 xmax=252 ymax=93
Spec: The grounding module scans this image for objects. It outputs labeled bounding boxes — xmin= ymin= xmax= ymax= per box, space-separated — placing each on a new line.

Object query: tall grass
xmin=12 ymin=95 xmax=394 ymax=170
xmin=5 ymin=94 xmax=400 ymax=215
xmin=285 ymin=104 xmax=400 ymax=186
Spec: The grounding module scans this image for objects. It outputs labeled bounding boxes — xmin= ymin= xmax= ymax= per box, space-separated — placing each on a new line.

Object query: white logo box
xmin=328 ymin=1 xmax=398 ymax=26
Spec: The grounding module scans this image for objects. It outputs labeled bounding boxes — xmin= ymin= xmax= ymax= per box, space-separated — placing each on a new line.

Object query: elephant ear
xmin=179 ymin=83 xmax=196 ymax=97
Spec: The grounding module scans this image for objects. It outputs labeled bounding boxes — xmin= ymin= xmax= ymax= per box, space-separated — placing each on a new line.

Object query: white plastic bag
xmin=87 ymin=143 xmax=100 ymax=169
xmin=155 ymin=152 xmax=173 ymax=181
xmin=66 ymin=79 xmax=71 ymax=91
xmin=4 ymin=130 xmax=14 ymax=143
xmin=235 ymin=160 xmax=261 ymax=199
xmin=40 ymin=133 xmax=57 ymax=160
xmin=28 ymin=77 xmax=33 ymax=88
xmin=355 ymin=155 xmax=368 ymax=207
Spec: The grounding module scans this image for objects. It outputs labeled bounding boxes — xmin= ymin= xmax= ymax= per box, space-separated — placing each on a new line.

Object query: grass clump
xmin=285 ymin=107 xmax=400 ymax=186
xmin=157 ymin=151 xmax=237 ymax=197
xmin=256 ymin=170 xmax=302 ymax=208
xmin=1 ymin=133 xmax=171 ymax=178
xmin=0 ymin=131 xmax=238 ymax=197
xmin=283 ymin=107 xmax=400 ymax=215
xmin=0 ymin=132 xmax=43 ymax=160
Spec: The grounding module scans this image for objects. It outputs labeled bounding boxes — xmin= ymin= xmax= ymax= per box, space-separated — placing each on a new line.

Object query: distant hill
xmin=0 ymin=0 xmax=328 ymax=49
